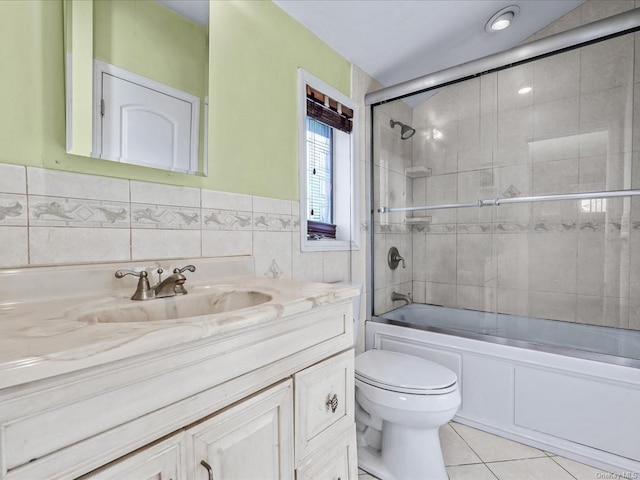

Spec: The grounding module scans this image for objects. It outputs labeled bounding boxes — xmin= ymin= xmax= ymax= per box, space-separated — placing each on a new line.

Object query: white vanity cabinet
xmin=0 ymin=298 xmax=357 ymax=480
xmin=186 ymin=380 xmax=294 ymax=480
xmin=78 ymin=434 xmax=186 ymax=480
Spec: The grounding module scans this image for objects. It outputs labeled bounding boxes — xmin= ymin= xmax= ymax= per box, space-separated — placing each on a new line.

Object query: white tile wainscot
xmin=0 ymin=257 xmax=359 ymax=480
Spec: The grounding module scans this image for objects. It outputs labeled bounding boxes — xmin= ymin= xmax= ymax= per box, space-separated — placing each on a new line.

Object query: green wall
xmin=0 ymin=0 xmax=351 ymax=200
xmin=94 ymin=0 xmax=208 ymax=99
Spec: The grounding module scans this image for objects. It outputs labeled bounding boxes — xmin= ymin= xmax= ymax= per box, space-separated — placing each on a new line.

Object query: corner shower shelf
xmin=404 ymin=166 xmax=432 ymax=178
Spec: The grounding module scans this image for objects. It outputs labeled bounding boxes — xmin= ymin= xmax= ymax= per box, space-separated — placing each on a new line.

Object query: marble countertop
xmin=0 ymin=275 xmax=359 ymax=390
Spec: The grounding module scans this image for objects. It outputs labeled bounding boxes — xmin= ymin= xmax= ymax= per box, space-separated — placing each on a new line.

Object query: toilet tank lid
xmin=356 ymin=350 xmax=457 ymax=392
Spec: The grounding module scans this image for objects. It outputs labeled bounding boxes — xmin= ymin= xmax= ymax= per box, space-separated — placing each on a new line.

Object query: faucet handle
xmin=115 ymin=269 xmax=154 ymax=301
xmin=173 ymin=265 xmax=195 ymax=295
xmin=173 ymin=265 xmax=196 ymax=274
xmin=115 ymin=269 xmax=147 ymax=279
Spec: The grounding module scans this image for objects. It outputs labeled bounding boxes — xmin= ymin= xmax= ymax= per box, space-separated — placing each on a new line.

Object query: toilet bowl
xmin=335 ymin=281 xmax=460 ymax=479
xmin=354 ymin=349 xmax=460 ymax=480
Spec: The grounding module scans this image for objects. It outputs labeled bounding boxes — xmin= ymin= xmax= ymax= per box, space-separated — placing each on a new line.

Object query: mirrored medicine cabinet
xmin=64 ymin=0 xmax=209 ymax=176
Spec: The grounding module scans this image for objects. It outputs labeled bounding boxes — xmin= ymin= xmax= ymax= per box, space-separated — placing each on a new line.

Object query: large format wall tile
xmin=30 ymin=227 xmax=130 ymax=264
xmin=28 ymin=168 xmax=129 ymax=202
xmin=0 ymin=227 xmax=28 ymax=267
xmin=130 ymin=181 xmax=200 ymax=207
xmin=457 ymin=234 xmax=494 ymax=287
xmin=0 ymin=164 xmax=26 ymax=194
xmin=131 ymin=229 xmax=201 ymax=260
xmin=253 ymin=231 xmax=292 ymax=280
xmin=202 ymin=230 xmax=252 ymax=257
xmin=202 ymin=190 xmax=252 ymax=211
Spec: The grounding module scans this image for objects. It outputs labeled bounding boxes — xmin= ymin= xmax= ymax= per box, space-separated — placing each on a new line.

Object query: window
xmin=306 ymin=117 xmax=333 ymax=227
xmin=298 ymin=69 xmax=359 ymax=252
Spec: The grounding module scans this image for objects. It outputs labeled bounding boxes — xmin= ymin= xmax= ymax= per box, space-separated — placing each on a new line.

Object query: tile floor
xmin=358 ymin=421 xmax=620 ymax=480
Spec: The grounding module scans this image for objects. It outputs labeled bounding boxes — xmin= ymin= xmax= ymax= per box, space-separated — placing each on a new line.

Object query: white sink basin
xmin=75 ymin=289 xmax=273 ymax=323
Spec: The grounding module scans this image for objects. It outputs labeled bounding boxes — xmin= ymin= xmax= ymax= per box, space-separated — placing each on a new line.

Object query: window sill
xmin=300 ymin=238 xmax=359 ymax=252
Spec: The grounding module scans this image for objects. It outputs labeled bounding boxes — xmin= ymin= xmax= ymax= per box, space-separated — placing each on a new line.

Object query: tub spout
xmin=391 ymin=291 xmax=413 ymax=305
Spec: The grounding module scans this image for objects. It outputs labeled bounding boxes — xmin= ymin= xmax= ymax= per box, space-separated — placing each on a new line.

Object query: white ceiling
xmin=273 ymin=0 xmax=585 ymax=90
xmin=155 ymin=0 xmax=586 ymax=92
xmin=155 ymin=0 xmax=209 ymax=27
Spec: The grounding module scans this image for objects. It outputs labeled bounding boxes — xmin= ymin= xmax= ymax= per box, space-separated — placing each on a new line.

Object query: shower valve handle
xmin=388 ymin=246 xmax=406 ymax=269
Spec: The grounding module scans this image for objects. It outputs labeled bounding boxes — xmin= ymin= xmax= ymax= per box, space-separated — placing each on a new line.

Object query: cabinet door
xmin=80 ymin=433 xmax=185 ymax=480
xmin=296 ymin=424 xmax=358 ymax=480
xmin=187 ymin=380 xmax=294 ymax=480
xmin=294 ymin=349 xmax=355 ymax=463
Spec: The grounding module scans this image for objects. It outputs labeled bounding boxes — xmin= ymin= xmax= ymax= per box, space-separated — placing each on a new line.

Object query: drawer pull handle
xmin=200 ymin=460 xmax=214 ymax=480
xmin=326 ymin=393 xmax=339 ymax=413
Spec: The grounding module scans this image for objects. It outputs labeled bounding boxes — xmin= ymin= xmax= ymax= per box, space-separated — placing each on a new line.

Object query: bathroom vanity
xmin=0 ymin=258 xmax=358 ymax=479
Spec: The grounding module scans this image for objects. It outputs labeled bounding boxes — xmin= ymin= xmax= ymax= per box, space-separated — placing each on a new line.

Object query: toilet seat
xmin=355 ymin=350 xmax=457 ymax=395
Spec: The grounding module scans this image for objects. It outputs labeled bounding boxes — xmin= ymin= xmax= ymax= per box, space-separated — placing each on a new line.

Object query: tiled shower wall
xmin=372 ymin=101 xmax=414 ymax=314
xmin=373 ymin=0 xmax=640 ymax=330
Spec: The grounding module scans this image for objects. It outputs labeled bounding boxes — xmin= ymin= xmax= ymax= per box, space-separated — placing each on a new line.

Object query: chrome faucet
xmin=391 ymin=291 xmax=413 ymax=306
xmin=153 ymin=269 xmax=187 ymax=298
xmin=115 ymin=265 xmax=196 ymax=300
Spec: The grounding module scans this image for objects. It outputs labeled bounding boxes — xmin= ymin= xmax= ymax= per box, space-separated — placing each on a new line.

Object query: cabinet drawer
xmin=296 ymin=424 xmax=357 ymax=480
xmin=294 ymin=349 xmax=354 ymax=463
xmin=79 ymin=433 xmax=185 ymax=480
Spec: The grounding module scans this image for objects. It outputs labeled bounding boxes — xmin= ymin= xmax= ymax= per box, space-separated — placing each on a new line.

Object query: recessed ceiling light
xmin=485 ymin=6 xmax=520 ymax=33
xmin=518 ymin=86 xmax=532 ymax=95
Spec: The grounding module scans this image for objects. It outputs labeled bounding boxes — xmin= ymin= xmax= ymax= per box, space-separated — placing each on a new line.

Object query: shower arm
xmin=378 ymin=189 xmax=640 ymax=213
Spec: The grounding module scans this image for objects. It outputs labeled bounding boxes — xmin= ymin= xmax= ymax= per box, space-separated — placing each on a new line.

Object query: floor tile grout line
xmin=449 ymin=421 xmax=552 ymax=463
xmin=548 ymin=455 xmax=580 ymax=480
xmin=447 ymin=422 xmax=486 ymax=464
xmin=483 ymin=460 xmax=504 ymax=480
xmin=480 ymin=454 xmax=552 ymax=465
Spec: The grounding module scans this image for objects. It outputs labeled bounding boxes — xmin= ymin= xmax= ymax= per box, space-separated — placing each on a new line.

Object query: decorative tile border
xmin=253 ymin=213 xmax=293 ymax=232
xmin=408 ymin=219 xmax=635 ymax=235
xmin=202 ymin=209 xmax=253 ymax=230
xmin=28 ymin=196 xmax=130 ymax=228
xmin=131 ymin=204 xmax=200 ymax=230
xmin=0 ymin=194 xmax=27 ymax=226
xmin=457 ymin=223 xmax=492 ymax=234
xmin=373 ymin=223 xmax=410 ymax=234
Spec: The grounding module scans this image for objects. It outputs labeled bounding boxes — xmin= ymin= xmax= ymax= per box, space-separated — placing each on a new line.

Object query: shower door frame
xmin=364 ymin=8 xmax=640 ymax=320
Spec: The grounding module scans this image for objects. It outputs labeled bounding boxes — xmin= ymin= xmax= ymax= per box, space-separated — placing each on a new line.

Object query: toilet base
xmin=383 ymin=422 xmax=448 ymax=479
xmin=357 ymin=445 xmax=395 ymax=480
xmin=357 ymin=423 xmax=448 ymax=480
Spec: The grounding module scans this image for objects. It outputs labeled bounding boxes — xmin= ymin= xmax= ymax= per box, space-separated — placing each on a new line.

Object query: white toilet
xmin=355 ymin=350 xmax=460 ymax=480
xmin=343 ymin=283 xmax=461 ymax=480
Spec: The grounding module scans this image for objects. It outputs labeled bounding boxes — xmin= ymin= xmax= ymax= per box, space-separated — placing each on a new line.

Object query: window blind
xmin=306 ymin=117 xmax=333 ymax=223
xmin=306 ymin=85 xmax=353 ymax=134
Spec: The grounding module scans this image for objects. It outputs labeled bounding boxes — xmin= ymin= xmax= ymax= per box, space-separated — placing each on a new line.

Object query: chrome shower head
xmin=390 ymin=119 xmax=416 ymax=140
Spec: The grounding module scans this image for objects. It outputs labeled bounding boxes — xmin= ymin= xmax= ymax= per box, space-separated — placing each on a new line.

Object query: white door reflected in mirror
xmin=95 ymin=62 xmax=200 ymax=174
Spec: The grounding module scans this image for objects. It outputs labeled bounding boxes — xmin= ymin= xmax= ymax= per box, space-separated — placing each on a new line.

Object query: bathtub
xmin=367 ymin=304 xmax=640 ymax=475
